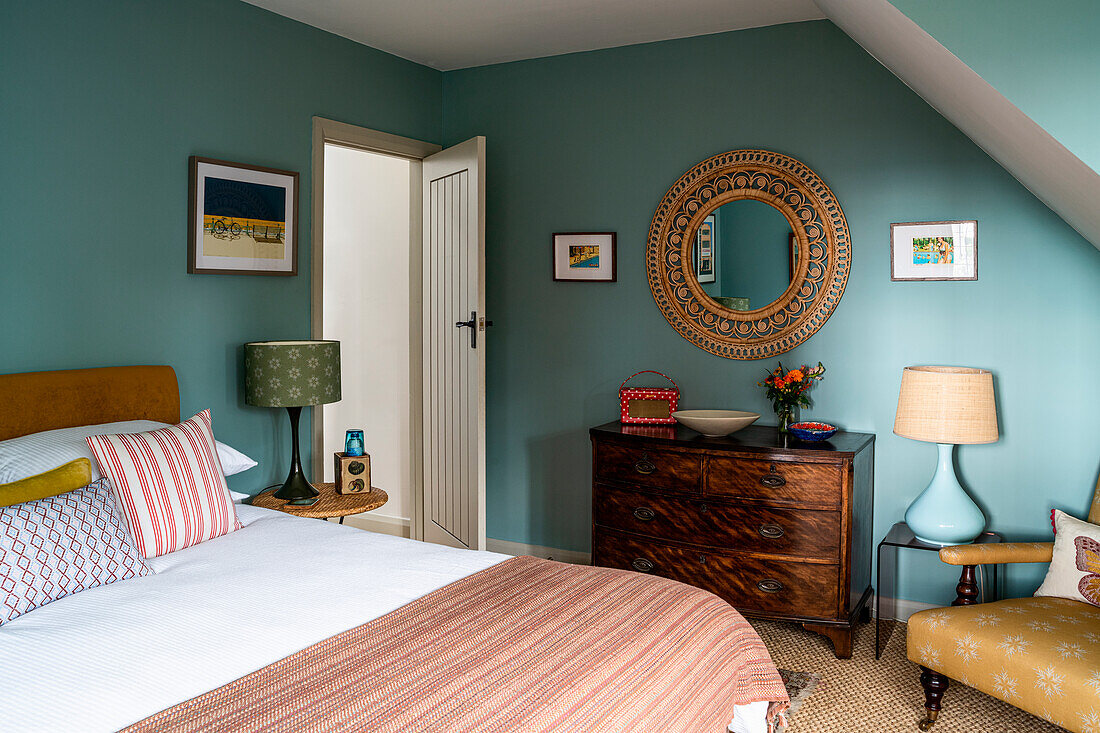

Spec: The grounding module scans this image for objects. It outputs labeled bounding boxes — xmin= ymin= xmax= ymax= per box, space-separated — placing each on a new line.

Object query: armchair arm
xmin=938 ymin=542 xmax=1053 ymax=566
xmin=938 ymin=542 xmax=1053 ymax=607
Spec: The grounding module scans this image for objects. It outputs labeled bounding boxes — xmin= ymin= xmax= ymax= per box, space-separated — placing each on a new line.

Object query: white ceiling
xmin=241 ymin=0 xmax=825 ymax=71
xmin=821 ymin=0 xmax=1100 ymax=250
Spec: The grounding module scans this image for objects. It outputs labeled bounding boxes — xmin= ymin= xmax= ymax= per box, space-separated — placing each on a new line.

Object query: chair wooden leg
xmin=952 ymin=565 xmax=980 ymax=606
xmin=918 ymin=667 xmax=949 ymax=730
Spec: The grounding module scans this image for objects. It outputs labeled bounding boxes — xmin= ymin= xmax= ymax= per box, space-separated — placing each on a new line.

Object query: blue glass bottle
xmin=344 ymin=429 xmax=365 ymax=457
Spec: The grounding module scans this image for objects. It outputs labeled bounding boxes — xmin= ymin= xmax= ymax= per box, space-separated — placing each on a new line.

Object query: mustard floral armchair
xmin=906 ymin=477 xmax=1100 ymax=732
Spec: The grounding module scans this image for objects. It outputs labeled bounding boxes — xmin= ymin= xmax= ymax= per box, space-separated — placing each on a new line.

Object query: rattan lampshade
xmin=893 ymin=366 xmax=998 ymax=445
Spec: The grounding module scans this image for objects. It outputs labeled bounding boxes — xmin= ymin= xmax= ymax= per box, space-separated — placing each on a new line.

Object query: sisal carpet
xmin=751 ymin=618 xmax=1064 ymax=732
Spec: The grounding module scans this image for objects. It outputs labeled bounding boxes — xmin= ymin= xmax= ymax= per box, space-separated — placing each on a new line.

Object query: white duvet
xmin=0 ymin=505 xmax=768 ymax=733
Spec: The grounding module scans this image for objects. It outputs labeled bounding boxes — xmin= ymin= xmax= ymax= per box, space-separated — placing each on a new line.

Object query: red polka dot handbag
xmin=619 ymin=371 xmax=680 ymax=425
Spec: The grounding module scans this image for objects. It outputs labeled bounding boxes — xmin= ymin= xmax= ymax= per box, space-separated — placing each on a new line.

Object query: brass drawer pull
xmin=699 ymin=502 xmax=709 ymax=513
xmin=632 ymin=506 xmax=656 ymax=521
xmin=631 ymin=557 xmax=655 ymax=573
xmin=758 ymin=523 xmax=784 ymax=540
xmin=633 ymin=452 xmax=656 ymax=475
xmin=697 ymin=554 xmax=707 ymax=565
xmin=757 ymin=578 xmax=784 ymax=594
xmin=759 ymin=464 xmax=786 ymax=488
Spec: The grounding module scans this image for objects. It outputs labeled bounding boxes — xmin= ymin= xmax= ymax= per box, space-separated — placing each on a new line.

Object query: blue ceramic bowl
xmin=788 ymin=421 xmax=838 ymax=442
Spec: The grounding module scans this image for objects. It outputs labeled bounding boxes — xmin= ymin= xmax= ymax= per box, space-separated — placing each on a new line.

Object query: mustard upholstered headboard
xmin=0 ymin=366 xmax=180 ymax=441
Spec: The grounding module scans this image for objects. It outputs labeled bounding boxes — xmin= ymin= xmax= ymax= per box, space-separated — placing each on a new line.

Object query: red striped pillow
xmin=86 ymin=410 xmax=242 ymax=558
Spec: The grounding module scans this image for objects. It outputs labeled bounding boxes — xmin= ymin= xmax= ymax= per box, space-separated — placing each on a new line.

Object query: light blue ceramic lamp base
xmin=904 ymin=443 xmax=986 ymax=546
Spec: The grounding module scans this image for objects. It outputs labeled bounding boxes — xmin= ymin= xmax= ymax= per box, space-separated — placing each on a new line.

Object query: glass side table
xmin=875 ymin=522 xmax=1002 ymax=659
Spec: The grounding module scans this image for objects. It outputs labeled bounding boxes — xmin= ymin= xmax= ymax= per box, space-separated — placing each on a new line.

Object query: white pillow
xmin=0 ymin=419 xmax=257 ymax=484
xmin=213 ymin=439 xmax=258 ymax=476
xmin=1035 ymin=510 xmax=1100 ymax=607
xmin=230 ymin=490 xmax=251 ymax=503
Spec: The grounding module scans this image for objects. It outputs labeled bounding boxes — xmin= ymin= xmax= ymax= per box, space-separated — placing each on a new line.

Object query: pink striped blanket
xmin=123 ymin=556 xmax=788 ymax=732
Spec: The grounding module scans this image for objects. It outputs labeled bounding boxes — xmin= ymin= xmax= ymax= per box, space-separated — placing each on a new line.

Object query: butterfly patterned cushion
xmin=1036 ymin=510 xmax=1100 ymax=608
xmin=908 ymin=596 xmax=1100 ymax=732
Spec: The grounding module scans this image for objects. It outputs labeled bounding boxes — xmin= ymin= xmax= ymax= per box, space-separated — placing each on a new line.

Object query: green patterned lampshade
xmin=244 ymin=340 xmax=341 ymax=407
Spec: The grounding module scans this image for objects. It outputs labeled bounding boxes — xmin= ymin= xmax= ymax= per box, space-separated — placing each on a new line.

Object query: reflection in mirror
xmin=691 ymin=199 xmax=796 ymax=311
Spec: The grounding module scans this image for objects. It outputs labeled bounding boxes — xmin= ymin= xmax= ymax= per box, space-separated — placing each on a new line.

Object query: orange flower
xmin=787 ymin=369 xmax=804 ymax=382
xmin=774 ymin=378 xmax=786 ymax=389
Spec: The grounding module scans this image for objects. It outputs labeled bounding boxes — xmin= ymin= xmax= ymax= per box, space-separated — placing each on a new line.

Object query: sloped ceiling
xmin=814 ymin=0 xmax=1100 ymax=251
xmin=889 ymin=0 xmax=1100 ymax=176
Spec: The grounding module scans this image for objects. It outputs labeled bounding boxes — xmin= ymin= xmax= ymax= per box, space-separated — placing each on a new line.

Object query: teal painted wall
xmin=891 ymin=0 xmax=1100 ymax=174
xmin=716 ymin=201 xmax=793 ymax=309
xmin=443 ymin=21 xmax=1100 ymax=603
xmin=0 ymin=0 xmax=441 ymax=492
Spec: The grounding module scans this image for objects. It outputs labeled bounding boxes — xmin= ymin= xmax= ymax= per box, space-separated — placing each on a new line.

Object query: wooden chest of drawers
xmin=591 ymin=421 xmax=874 ymax=658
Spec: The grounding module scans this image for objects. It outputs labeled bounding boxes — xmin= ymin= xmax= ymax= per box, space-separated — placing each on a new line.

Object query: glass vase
xmin=776 ymin=405 xmax=796 ymax=434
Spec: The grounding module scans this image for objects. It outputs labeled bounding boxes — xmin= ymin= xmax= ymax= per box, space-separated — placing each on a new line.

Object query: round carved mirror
xmin=647 ymin=150 xmax=851 ymax=359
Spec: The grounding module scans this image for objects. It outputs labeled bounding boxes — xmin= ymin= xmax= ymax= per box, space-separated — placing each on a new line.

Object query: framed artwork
xmin=694 ymin=214 xmax=716 ymax=283
xmin=890 ymin=220 xmax=977 ymax=281
xmin=788 ymin=232 xmax=798 ymax=282
xmin=188 ymin=156 xmax=298 ymax=275
xmin=552 ymin=232 xmax=616 ymax=282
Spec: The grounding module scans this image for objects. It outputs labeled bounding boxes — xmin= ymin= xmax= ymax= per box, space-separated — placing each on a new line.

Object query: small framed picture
xmin=188 ymin=156 xmax=298 ymax=276
xmin=788 ymin=232 xmax=799 ymax=281
xmin=552 ymin=232 xmax=616 ymax=282
xmin=891 ymin=220 xmax=977 ymax=281
xmin=694 ymin=214 xmax=716 ymax=283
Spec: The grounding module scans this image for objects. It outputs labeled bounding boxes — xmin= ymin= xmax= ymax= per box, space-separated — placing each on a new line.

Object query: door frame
xmin=310 ymin=116 xmax=441 ymax=541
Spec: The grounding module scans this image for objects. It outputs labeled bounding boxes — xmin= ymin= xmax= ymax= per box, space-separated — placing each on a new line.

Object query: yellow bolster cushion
xmin=0 ymin=458 xmax=94 ymax=507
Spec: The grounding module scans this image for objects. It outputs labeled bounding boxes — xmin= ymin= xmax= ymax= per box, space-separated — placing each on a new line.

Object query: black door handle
xmin=456 ymin=312 xmax=494 ymax=348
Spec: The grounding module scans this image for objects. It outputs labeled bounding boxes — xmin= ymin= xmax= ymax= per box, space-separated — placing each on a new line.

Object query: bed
xmin=0 ymin=366 xmax=787 ymax=733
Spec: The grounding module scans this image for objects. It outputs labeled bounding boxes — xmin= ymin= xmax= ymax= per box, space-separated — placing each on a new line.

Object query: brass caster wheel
xmin=918 ymin=716 xmax=937 ymax=731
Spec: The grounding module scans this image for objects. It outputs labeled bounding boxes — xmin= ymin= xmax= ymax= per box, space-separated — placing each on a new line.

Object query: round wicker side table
xmin=250 ymin=483 xmax=387 ymax=524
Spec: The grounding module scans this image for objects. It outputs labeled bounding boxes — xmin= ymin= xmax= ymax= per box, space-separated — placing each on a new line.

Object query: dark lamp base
xmin=271 ymin=405 xmax=318 ymax=503
xmin=287 ymin=496 xmax=319 ymax=506
xmin=273 ymin=470 xmax=318 ymax=502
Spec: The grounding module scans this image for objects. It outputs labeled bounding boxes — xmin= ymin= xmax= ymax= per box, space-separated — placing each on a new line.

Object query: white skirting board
xmin=338 ymin=513 xmax=411 ymax=538
xmin=484 ymin=538 xmax=592 ymax=566
xmin=874 ymin=597 xmax=940 ymax=622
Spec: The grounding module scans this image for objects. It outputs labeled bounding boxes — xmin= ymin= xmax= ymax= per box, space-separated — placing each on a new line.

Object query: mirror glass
xmin=690 ymin=199 xmax=796 ymax=311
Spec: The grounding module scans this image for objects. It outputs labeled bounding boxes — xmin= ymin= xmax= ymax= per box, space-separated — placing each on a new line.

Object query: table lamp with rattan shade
xmin=894 ymin=366 xmax=998 ymax=546
xmin=244 ymin=340 xmax=340 ymax=504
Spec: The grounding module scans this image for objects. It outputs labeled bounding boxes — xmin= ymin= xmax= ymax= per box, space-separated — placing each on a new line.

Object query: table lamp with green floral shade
xmin=244 ymin=340 xmax=340 ymax=504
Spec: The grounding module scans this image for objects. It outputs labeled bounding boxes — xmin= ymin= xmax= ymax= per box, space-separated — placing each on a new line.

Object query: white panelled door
xmin=421 ymin=137 xmax=486 ymax=549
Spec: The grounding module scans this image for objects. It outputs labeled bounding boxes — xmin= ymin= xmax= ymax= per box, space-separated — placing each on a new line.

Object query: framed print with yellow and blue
xmin=552 ymin=232 xmax=616 ymax=282
xmin=188 ymin=156 xmax=298 ymax=275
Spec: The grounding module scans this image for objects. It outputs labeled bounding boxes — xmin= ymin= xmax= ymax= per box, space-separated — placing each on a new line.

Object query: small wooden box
xmin=333 ymin=452 xmax=370 ymax=494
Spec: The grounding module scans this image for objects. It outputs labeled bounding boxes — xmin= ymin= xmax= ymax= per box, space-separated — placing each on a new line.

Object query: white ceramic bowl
xmin=672 ymin=409 xmax=760 ymax=437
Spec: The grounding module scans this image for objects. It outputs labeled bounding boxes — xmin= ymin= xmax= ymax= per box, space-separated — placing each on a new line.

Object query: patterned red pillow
xmin=1 ymin=479 xmax=151 ymax=625
xmin=86 ymin=410 xmax=241 ymax=559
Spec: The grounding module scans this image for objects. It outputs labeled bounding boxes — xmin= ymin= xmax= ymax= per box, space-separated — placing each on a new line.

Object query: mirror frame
xmin=647 ymin=149 xmax=851 ymax=360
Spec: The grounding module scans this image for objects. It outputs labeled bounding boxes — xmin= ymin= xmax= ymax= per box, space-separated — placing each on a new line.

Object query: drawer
xmin=594 ymin=528 xmax=839 ymax=619
xmin=706 ymin=456 xmax=842 ymax=507
xmin=594 ymin=441 xmax=701 ymax=492
xmin=593 ymin=484 xmax=839 ymax=559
